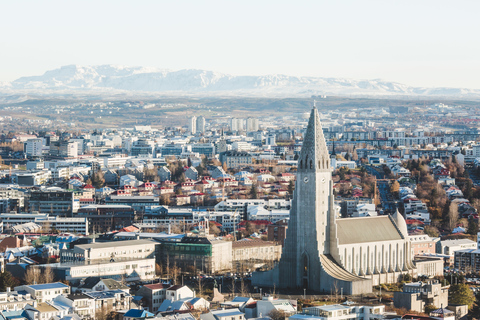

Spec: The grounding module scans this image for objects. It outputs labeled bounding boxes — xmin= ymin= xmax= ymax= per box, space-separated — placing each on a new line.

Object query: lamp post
xmin=304 ymin=288 xmax=306 ymax=300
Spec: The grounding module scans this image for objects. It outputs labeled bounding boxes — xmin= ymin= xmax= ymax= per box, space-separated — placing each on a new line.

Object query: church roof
xmin=336 ymin=216 xmax=403 ymax=245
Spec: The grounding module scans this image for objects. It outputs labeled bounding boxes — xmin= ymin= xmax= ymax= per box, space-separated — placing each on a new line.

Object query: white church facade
xmin=252 ymin=105 xmax=416 ymax=295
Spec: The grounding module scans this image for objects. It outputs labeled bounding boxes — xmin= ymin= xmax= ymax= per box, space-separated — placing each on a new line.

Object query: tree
xmin=468 ymin=218 xmax=478 ymax=235
xmin=390 ymin=180 xmax=400 ymax=197
xmin=43 ymin=265 xmax=54 ymax=283
xmin=448 ymin=202 xmax=459 ymax=232
xmin=0 ymin=271 xmax=19 ymax=291
xmin=24 ymin=267 xmax=41 ymax=284
xmin=268 ymin=310 xmax=287 ymax=320
xmin=209 ymin=221 xmax=221 ymax=236
xmin=424 ymin=305 xmax=437 ymax=315
xmin=450 ymin=283 xmax=475 ymax=308
xmin=470 ymin=292 xmax=480 ymax=319
xmin=249 ymin=184 xmax=258 ymax=199
xmin=91 ymin=171 xmax=105 ymax=189
xmin=288 ymin=180 xmax=295 ymax=195
xmin=160 ymin=195 xmax=171 ymax=206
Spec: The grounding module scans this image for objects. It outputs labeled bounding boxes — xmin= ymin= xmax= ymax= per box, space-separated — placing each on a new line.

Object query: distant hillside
xmin=2 ymin=64 xmax=480 ymax=98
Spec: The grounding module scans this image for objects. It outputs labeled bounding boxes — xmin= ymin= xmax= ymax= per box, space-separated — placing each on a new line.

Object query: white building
xmin=189 ymin=116 xmax=197 ymax=134
xmin=196 ymin=116 xmax=206 ymax=133
xmin=14 ymin=283 xmax=70 ymax=303
xmin=246 ymin=118 xmax=259 ymax=132
xmin=230 ymin=118 xmax=244 ymax=132
xmin=25 ymin=138 xmax=43 ymax=157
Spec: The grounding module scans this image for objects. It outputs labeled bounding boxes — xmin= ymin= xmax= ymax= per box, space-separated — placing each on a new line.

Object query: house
xmin=393 ymin=280 xmax=448 ymax=313
xmin=0 ymin=236 xmax=29 ymax=252
xmin=25 ymin=302 xmax=69 ymax=320
xmin=185 ymin=167 xmax=199 ymax=181
xmin=165 ymin=285 xmax=194 ymax=301
xmin=136 ymin=283 xmax=171 ymax=312
xmin=256 ymin=296 xmax=296 ymax=319
xmin=123 ymin=309 xmax=155 ymax=320
xmin=76 ymin=277 xmax=130 ymax=293
xmin=85 ymin=290 xmax=133 ymax=314
xmin=14 ymin=282 xmax=70 ymax=302
xmin=158 ymin=297 xmax=210 ymax=313
xmin=158 ymin=167 xmax=172 ymax=182
xmin=200 ymin=309 xmax=245 ymax=320
xmin=54 ymin=294 xmax=95 ymax=319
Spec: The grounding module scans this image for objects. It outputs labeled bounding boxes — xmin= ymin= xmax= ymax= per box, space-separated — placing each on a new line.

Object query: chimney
xmin=6 ymin=287 xmax=10 ymax=293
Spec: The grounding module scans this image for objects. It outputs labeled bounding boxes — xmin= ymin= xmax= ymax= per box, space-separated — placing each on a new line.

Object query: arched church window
xmin=299 ymin=160 xmax=303 ymax=169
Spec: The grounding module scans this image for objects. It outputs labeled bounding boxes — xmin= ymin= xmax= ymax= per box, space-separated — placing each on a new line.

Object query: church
xmin=252 ymin=105 xmax=416 ymax=295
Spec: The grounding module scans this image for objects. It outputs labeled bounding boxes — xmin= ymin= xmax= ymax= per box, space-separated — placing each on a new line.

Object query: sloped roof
xmin=336 ymin=216 xmax=402 ymax=245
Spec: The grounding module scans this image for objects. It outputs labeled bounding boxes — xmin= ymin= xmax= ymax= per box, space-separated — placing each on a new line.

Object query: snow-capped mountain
xmin=2 ymin=64 xmax=480 ymax=98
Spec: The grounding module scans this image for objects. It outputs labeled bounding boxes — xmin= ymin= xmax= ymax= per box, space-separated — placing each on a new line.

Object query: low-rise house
xmin=200 ymin=309 xmax=245 ymax=320
xmin=76 ymin=277 xmax=130 ymax=293
xmin=136 ymin=283 xmax=171 ymax=312
xmin=256 ymin=296 xmax=296 ymax=319
xmin=123 ymin=309 xmax=155 ymax=320
xmin=54 ymin=294 xmax=95 ymax=319
xmin=393 ymin=280 xmax=448 ymax=313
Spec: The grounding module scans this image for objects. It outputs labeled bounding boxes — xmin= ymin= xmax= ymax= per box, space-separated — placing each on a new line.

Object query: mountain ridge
xmin=1 ymin=64 xmax=480 ymax=98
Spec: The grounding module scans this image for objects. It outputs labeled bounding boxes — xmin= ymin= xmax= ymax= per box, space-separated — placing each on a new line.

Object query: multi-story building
xmin=219 ymin=150 xmax=253 ymax=168
xmin=77 ymin=204 xmax=136 ymax=233
xmin=53 ymin=240 xmax=157 ymax=282
xmin=159 ymin=236 xmax=232 ymax=274
xmin=230 ymin=118 xmax=244 ymax=132
xmin=196 ymin=116 xmax=206 ymax=133
xmin=232 ymin=240 xmax=282 ymax=271
xmin=246 ymin=118 xmax=259 ymax=132
xmin=25 ymin=138 xmax=43 ymax=157
xmin=49 ymin=140 xmax=78 ymax=159
xmin=14 ymin=283 xmax=70 ymax=303
xmin=130 ymin=138 xmax=154 ymax=157
xmin=191 ymin=143 xmax=215 ymax=156
xmin=291 ymin=303 xmax=387 ymax=320
xmin=28 ymin=191 xmax=79 ymax=215
xmin=14 ymin=170 xmax=52 ymax=186
xmin=0 ymin=186 xmax=24 ymax=210
xmin=189 ymin=116 xmax=197 ymax=134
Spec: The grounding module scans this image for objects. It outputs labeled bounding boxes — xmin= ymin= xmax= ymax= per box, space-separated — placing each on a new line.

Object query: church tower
xmin=278 ymin=103 xmax=335 ymax=290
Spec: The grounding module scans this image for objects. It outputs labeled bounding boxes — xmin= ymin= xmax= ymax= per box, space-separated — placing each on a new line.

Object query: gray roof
xmin=75 ymin=239 xmax=157 ymax=250
xmin=336 ymin=216 xmax=402 ymax=245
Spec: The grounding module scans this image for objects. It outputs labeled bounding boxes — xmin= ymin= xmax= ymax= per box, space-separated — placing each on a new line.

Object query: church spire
xmin=298 ymin=103 xmax=330 ymax=171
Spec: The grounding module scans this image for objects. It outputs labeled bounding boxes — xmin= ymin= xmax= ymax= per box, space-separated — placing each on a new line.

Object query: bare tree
xmin=42 ymin=265 xmax=55 ymax=283
xmin=25 ymin=267 xmax=41 ymax=284
xmin=448 ymin=202 xmax=459 ymax=231
xmin=197 ymin=273 xmax=203 ymax=297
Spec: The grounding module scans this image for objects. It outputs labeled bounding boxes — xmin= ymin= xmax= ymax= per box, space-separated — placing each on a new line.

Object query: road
xmin=377 ymin=180 xmax=397 ymax=213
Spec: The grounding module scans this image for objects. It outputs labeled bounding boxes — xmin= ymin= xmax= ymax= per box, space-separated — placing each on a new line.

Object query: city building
xmin=196 ymin=116 xmax=206 ymax=133
xmin=189 ymin=116 xmax=197 ymax=134
xmin=393 ymin=280 xmax=448 ymax=313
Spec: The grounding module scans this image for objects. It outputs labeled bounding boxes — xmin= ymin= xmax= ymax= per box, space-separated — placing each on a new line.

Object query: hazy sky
xmin=1 ymin=0 xmax=479 ymax=88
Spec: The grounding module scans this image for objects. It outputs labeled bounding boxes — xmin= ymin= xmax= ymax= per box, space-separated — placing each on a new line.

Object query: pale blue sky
xmin=1 ymin=0 xmax=479 ymax=88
